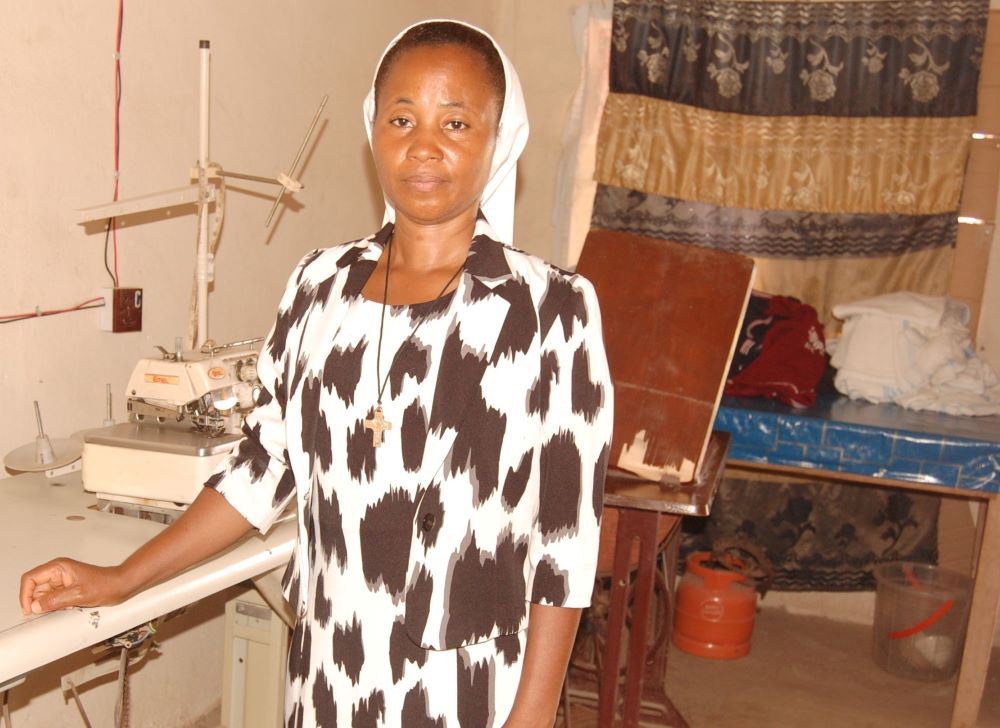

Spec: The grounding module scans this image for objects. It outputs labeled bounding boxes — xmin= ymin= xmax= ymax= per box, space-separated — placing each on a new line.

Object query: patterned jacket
xmin=208 ymin=218 xmax=613 ymax=651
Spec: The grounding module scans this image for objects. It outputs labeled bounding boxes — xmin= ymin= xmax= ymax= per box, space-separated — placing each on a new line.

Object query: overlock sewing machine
xmin=82 ymin=338 xmax=263 ymax=515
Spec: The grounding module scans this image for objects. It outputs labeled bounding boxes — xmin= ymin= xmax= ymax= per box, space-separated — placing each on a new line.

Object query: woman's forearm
xmin=116 ymin=486 xmax=255 ymax=595
xmin=504 ymin=603 xmax=582 ymax=728
xmin=21 ymin=486 xmax=254 ymax=614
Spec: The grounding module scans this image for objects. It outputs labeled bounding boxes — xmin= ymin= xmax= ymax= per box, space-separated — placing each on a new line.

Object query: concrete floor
xmin=190 ymin=606 xmax=1000 ymax=727
xmin=567 ymin=606 xmax=1000 ymax=728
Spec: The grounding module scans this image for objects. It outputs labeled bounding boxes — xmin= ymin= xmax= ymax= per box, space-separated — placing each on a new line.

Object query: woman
xmin=20 ymin=20 xmax=612 ymax=728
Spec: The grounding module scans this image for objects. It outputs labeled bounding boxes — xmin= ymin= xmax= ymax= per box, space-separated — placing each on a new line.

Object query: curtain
xmin=587 ymin=0 xmax=988 ymax=589
xmin=591 ymin=0 xmax=989 ymax=330
xmin=681 ymin=477 xmax=940 ymax=591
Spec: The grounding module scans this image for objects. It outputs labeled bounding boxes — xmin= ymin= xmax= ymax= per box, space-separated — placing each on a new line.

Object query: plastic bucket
xmin=872 ymin=562 xmax=971 ymax=681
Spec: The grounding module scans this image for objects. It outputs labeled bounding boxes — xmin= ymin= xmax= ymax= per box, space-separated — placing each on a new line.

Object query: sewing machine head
xmin=126 ymin=339 xmax=262 ymax=436
xmin=82 ymin=338 xmax=264 ymax=512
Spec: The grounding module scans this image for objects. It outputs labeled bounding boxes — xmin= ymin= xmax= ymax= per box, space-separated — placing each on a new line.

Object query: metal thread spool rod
xmin=33 ymin=400 xmax=46 ymax=438
xmin=265 ymin=94 xmax=328 ymax=228
xmin=32 ymin=401 xmax=55 ymax=465
xmin=105 ymin=383 xmax=115 ymax=427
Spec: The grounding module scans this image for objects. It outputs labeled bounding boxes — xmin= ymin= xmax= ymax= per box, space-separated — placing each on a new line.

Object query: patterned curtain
xmin=680 ymin=477 xmax=940 ymax=591
xmin=591 ymin=0 xmax=989 ymax=330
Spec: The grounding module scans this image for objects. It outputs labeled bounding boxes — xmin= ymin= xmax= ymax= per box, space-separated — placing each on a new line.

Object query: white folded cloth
xmin=830 ymin=292 xmax=1000 ymax=416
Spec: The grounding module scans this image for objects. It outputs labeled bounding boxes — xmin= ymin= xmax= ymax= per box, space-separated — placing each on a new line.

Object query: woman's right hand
xmin=18 ymin=488 xmax=253 ymax=618
xmin=19 ymin=559 xmax=130 ymax=616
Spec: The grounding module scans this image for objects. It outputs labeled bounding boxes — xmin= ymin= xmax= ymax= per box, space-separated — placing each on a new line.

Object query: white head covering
xmin=363 ymin=19 xmax=529 ymax=246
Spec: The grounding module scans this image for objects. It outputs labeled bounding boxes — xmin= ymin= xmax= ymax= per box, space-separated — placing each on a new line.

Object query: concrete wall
xmin=1 ymin=2 xmax=581 ymax=724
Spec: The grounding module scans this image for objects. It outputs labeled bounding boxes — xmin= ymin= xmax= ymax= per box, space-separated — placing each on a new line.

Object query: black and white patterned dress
xmin=207 ymin=219 xmax=613 ymax=728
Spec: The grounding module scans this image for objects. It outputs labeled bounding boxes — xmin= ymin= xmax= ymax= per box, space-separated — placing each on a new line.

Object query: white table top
xmin=0 ymin=472 xmax=295 ymax=684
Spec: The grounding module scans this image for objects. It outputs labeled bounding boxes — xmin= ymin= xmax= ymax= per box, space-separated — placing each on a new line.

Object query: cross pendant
xmin=364 ymin=405 xmax=392 ymax=448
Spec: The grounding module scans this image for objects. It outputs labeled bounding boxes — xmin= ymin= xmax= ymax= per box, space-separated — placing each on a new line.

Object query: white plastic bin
xmin=872 ymin=562 xmax=971 ymax=681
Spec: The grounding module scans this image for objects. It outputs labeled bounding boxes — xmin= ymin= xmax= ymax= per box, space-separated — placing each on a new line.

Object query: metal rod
xmin=288 ymin=95 xmax=328 ymax=179
xmin=195 ymin=40 xmax=212 ymax=348
xmin=65 ymin=681 xmax=95 ymax=728
xmin=200 ymin=336 xmax=265 ymax=354
xmin=33 ymin=401 xmax=45 ymax=437
xmin=217 ymin=169 xmax=281 ymax=186
xmin=958 ymin=216 xmax=994 ymax=226
xmin=265 ymin=94 xmax=328 ymax=228
xmin=972 ymin=132 xmax=997 ymax=140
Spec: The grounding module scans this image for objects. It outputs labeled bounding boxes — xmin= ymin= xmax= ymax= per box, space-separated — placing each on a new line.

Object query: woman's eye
xmin=446 ymin=120 xmax=468 ymax=131
xmin=390 ymin=117 xmax=412 ymax=128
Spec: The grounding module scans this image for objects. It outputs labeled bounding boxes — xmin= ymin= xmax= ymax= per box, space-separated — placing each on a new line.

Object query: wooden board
xmin=576 ymin=228 xmax=754 ymax=483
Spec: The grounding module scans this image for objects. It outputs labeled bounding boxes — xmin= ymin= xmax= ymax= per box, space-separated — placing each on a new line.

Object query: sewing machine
xmin=82 ymin=338 xmax=262 ymax=511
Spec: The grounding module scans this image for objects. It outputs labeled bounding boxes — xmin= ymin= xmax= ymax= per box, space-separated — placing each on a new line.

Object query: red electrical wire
xmin=111 ymin=0 xmax=124 ymax=287
xmin=0 ymin=298 xmax=106 ymax=324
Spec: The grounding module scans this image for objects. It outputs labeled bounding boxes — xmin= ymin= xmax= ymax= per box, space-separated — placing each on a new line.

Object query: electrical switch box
xmin=100 ymin=287 xmax=142 ymax=332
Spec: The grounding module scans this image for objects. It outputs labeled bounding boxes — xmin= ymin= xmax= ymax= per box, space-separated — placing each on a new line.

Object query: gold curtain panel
xmin=595 ymin=92 xmax=974 ymax=215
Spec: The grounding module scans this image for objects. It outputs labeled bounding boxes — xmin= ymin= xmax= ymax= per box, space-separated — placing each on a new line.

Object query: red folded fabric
xmin=725 ymin=293 xmax=827 ymax=408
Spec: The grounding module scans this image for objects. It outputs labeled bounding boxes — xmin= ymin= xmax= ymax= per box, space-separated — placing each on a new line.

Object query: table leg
xmin=599 ymin=507 xmax=637 ymax=726
xmin=622 ymin=510 xmax=660 ymax=727
xmin=970 ymin=499 xmax=986 ymax=577
xmin=951 ymin=496 xmax=1000 ymax=728
xmin=598 ymin=507 xmax=671 ymax=727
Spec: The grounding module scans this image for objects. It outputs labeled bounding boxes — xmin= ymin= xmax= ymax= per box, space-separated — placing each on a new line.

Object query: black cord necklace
xmin=364 ymin=235 xmax=464 ymax=448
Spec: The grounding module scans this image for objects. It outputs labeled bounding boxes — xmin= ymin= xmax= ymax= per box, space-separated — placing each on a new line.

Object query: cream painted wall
xmin=976 ymin=189 xmax=1000 ymax=372
xmin=976 ymin=1 xmax=1000 ymax=370
xmin=493 ymin=1 xmax=584 ymax=259
xmin=1 ymin=2 xmax=584 ymax=725
xmin=1 ymin=1 xmax=501 ymax=464
xmin=0 ymin=0 xmax=581 ymax=465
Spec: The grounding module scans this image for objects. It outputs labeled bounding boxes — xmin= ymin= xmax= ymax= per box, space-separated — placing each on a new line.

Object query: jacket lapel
xmin=294 ymin=220 xmax=518 ymax=490
xmin=416 ymin=226 xmax=516 ymax=487
xmin=295 ymin=229 xmax=388 ymax=484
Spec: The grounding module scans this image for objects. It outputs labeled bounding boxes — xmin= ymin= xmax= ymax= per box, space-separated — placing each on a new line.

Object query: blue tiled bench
xmin=714 ymin=392 xmax=1000 ymax=493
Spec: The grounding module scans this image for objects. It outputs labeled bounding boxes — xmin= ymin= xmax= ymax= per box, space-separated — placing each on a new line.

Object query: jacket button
xmin=421 ymin=513 xmax=436 ymax=532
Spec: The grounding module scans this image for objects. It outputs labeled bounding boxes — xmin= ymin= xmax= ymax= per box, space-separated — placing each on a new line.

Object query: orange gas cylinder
xmin=673 ymin=551 xmax=758 ymax=659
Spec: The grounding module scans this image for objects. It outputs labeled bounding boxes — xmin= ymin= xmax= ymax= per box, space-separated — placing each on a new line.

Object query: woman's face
xmin=371 ymin=44 xmax=500 ymax=230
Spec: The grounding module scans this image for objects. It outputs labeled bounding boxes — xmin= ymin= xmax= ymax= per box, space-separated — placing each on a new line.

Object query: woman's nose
xmin=407 ymin=127 xmax=443 ymax=161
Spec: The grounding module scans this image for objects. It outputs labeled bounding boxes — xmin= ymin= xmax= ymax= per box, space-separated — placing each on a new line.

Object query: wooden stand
xmin=571 ymin=229 xmax=750 ymax=725
xmin=566 ymin=433 xmax=730 ymax=727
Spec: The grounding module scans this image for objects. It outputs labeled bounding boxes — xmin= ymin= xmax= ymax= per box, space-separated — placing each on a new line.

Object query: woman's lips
xmin=404 ymin=174 xmax=447 ymax=192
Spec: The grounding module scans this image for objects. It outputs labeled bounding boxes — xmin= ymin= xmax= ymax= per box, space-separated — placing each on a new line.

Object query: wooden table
xmin=569 ymin=432 xmax=730 ymax=727
xmin=715 ymin=394 xmax=1000 ymax=728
